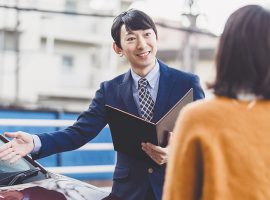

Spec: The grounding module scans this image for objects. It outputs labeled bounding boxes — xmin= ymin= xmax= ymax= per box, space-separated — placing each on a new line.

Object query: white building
xmin=0 ymin=0 xmax=217 ymax=111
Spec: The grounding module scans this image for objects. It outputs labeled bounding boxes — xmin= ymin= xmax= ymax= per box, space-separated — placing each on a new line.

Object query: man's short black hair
xmin=111 ymin=9 xmax=158 ymax=49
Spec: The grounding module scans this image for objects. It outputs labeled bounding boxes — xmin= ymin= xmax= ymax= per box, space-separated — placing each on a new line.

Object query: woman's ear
xmin=113 ymin=42 xmax=123 ymax=57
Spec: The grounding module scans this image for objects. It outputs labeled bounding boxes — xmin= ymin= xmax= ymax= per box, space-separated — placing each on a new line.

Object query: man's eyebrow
xmin=125 ymin=31 xmax=135 ymax=36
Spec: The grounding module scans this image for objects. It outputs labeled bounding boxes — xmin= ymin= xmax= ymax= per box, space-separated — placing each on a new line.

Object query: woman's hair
xmin=111 ymin=9 xmax=158 ymax=49
xmin=209 ymin=5 xmax=270 ymax=99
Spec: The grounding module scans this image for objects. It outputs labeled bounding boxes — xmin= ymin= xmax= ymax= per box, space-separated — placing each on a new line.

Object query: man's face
xmin=119 ymin=25 xmax=158 ymax=71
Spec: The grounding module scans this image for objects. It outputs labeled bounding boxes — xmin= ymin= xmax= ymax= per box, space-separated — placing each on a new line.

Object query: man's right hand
xmin=0 ymin=131 xmax=34 ymax=163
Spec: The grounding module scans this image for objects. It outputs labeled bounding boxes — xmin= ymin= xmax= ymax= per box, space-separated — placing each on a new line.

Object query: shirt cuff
xmin=31 ymin=134 xmax=42 ymax=154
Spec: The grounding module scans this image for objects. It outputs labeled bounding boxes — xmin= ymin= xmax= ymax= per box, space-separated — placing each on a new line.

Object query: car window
xmin=0 ymin=140 xmax=31 ymax=173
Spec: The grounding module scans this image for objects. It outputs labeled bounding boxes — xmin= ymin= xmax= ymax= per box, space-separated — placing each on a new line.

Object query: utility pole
xmin=14 ymin=0 xmax=21 ymax=104
xmin=179 ymin=0 xmax=200 ymax=72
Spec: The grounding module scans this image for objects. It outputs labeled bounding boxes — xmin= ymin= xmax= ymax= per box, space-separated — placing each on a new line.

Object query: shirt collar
xmin=237 ymin=92 xmax=262 ymax=101
xmin=131 ymin=60 xmax=160 ymax=90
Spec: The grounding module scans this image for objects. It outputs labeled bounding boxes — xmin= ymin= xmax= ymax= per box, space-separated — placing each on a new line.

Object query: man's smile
xmin=136 ymin=51 xmax=151 ymax=58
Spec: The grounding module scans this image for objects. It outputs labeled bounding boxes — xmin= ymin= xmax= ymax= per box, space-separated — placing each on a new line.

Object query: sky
xmin=129 ymin=0 xmax=270 ymax=35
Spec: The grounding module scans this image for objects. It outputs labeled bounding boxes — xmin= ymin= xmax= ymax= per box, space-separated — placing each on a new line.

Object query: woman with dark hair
xmin=163 ymin=4 xmax=270 ymax=200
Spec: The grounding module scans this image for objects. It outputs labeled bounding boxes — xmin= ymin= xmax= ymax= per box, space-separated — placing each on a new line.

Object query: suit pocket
xmin=113 ymin=166 xmax=129 ymax=181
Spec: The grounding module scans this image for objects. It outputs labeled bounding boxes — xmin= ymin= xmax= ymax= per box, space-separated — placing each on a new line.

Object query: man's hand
xmin=141 ymin=132 xmax=173 ymax=165
xmin=0 ymin=131 xmax=34 ymax=163
xmin=141 ymin=142 xmax=169 ymax=165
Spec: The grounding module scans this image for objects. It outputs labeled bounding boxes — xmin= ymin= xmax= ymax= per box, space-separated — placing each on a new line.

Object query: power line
xmin=0 ymin=5 xmax=115 ymax=18
xmin=0 ymin=4 xmax=217 ymax=37
xmin=156 ymin=22 xmax=217 ymax=37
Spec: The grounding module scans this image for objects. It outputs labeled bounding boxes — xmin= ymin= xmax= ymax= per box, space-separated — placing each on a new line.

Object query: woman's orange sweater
xmin=163 ymin=97 xmax=270 ymax=200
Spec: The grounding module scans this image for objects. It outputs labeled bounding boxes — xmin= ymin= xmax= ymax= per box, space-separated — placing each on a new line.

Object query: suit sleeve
xmin=190 ymin=74 xmax=205 ymax=101
xmin=33 ymin=82 xmax=108 ymax=159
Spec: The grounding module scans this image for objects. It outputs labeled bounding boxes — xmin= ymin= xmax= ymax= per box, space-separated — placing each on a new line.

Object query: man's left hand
xmin=141 ymin=132 xmax=173 ymax=165
xmin=141 ymin=142 xmax=169 ymax=165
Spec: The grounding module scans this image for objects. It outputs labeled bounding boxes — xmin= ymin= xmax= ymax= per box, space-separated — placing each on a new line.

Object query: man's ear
xmin=113 ymin=42 xmax=123 ymax=57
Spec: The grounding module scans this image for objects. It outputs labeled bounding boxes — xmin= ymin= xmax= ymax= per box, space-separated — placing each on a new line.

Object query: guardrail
xmin=0 ymin=118 xmax=115 ymax=177
xmin=0 ymin=119 xmax=75 ymax=126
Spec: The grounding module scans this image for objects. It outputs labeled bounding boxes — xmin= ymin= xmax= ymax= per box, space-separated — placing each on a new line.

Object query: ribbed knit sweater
xmin=163 ymin=97 xmax=270 ymax=200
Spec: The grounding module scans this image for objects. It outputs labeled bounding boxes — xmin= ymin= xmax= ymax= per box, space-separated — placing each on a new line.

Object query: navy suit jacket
xmin=33 ymin=60 xmax=205 ymax=200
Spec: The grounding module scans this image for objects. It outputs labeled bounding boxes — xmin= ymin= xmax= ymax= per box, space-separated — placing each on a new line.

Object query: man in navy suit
xmin=0 ymin=9 xmax=204 ymax=200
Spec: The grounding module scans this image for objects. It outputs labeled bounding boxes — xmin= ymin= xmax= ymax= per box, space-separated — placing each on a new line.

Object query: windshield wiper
xmin=0 ymin=168 xmax=40 ymax=186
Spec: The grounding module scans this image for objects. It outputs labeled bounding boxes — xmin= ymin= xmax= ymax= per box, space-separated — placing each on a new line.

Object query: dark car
xmin=0 ymin=135 xmax=119 ymax=200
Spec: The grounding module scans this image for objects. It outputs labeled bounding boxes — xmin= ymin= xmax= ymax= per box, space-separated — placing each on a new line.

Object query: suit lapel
xmin=119 ymin=70 xmax=139 ymax=116
xmin=152 ymin=61 xmax=175 ymax=122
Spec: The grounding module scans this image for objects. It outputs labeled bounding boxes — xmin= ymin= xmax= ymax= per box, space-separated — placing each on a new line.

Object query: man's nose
xmin=137 ymin=37 xmax=147 ymax=49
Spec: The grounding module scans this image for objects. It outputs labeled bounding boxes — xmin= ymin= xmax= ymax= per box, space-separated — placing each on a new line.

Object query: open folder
xmin=105 ymin=88 xmax=193 ymax=164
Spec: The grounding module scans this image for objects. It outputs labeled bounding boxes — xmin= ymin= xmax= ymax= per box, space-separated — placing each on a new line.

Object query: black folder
xmin=105 ymin=88 xmax=193 ymax=163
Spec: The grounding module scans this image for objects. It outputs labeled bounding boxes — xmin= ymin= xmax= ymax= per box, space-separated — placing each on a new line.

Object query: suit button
xmin=148 ymin=168 xmax=154 ymax=173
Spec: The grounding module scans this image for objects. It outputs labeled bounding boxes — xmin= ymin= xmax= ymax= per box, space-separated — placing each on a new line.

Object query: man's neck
xmin=131 ymin=62 xmax=156 ymax=77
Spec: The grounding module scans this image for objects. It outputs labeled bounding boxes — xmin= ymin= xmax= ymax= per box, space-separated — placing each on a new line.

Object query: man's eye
xmin=127 ymin=37 xmax=135 ymax=41
xmin=145 ymin=32 xmax=151 ymax=37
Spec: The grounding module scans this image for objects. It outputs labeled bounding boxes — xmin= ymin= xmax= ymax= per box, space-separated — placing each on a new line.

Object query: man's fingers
xmin=0 ymin=142 xmax=11 ymax=153
xmin=9 ymin=154 xmax=21 ymax=163
xmin=167 ymin=132 xmax=174 ymax=146
xmin=143 ymin=143 xmax=165 ymax=154
xmin=0 ymin=142 xmax=12 ymax=154
xmin=142 ymin=142 xmax=157 ymax=151
xmin=1 ymin=151 xmax=17 ymax=161
xmin=141 ymin=144 xmax=150 ymax=154
xmin=150 ymin=145 xmax=164 ymax=153
xmin=5 ymin=132 xmax=30 ymax=143
xmin=0 ymin=145 xmax=13 ymax=158
xmin=141 ymin=142 xmax=168 ymax=165
xmin=0 ymin=132 xmax=30 ymax=163
xmin=168 ymin=132 xmax=173 ymax=141
xmin=4 ymin=132 xmax=19 ymax=139
xmin=141 ymin=144 xmax=155 ymax=158
xmin=15 ymin=132 xmax=30 ymax=143
xmin=0 ymin=133 xmax=18 ymax=154
xmin=149 ymin=153 xmax=165 ymax=165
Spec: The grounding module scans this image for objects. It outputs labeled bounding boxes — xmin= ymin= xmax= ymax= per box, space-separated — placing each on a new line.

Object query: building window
xmin=65 ymin=0 xmax=77 ymax=12
xmin=0 ymin=30 xmax=17 ymax=51
xmin=62 ymin=55 xmax=74 ymax=72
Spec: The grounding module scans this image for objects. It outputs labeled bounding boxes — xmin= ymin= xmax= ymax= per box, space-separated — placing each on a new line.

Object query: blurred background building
xmin=0 ymin=0 xmax=219 ymax=112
